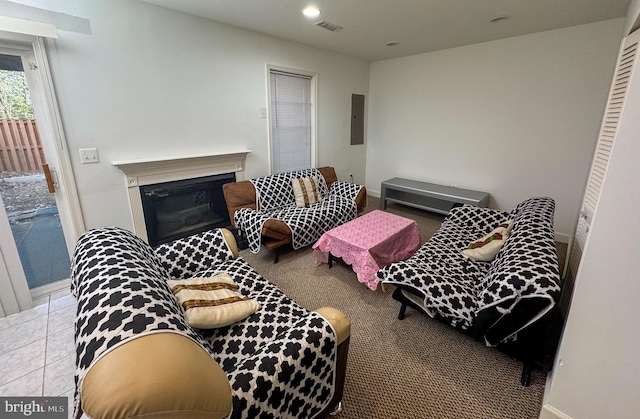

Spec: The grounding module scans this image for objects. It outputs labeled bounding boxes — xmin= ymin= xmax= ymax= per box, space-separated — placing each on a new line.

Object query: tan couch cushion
xmin=315 ymin=307 xmax=351 ymax=345
xmin=82 ymin=333 xmax=231 ymax=419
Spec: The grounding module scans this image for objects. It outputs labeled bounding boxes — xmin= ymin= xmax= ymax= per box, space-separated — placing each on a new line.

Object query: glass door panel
xmin=0 ymin=63 xmax=70 ymax=290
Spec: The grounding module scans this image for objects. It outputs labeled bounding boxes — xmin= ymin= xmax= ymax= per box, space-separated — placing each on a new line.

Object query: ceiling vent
xmin=314 ymin=20 xmax=343 ymax=32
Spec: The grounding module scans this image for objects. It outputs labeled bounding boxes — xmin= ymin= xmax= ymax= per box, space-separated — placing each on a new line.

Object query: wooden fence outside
xmin=0 ymin=119 xmax=46 ymax=173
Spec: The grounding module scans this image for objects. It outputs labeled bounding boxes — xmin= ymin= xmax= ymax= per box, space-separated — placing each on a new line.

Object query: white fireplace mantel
xmin=113 ymin=150 xmax=250 ymax=243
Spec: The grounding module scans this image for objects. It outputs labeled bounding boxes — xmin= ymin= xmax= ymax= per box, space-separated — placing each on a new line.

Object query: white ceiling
xmin=140 ymin=0 xmax=631 ymax=61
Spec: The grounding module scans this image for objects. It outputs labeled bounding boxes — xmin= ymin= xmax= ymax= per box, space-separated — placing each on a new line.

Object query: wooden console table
xmin=380 ymin=177 xmax=489 ymax=215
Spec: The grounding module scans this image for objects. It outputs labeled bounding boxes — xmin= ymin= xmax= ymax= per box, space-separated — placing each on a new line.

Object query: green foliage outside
xmin=0 ymin=70 xmax=35 ymax=119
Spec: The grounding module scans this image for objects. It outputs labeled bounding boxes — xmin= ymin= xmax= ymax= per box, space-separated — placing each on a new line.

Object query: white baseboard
xmin=554 ymin=232 xmax=570 ymax=244
xmin=368 ymin=190 xmax=381 ymax=198
xmin=539 ymin=404 xmax=572 ymax=419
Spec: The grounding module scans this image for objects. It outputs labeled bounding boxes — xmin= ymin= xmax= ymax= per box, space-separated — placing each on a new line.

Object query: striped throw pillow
xmin=292 ymin=176 xmax=322 ymax=207
xmin=167 ymin=274 xmax=260 ymax=329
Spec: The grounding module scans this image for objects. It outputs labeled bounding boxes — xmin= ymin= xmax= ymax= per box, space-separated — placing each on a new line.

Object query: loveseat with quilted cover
xmin=224 ymin=167 xmax=366 ymax=262
xmin=71 ymin=227 xmax=350 ymax=418
xmin=377 ymin=197 xmax=562 ymax=384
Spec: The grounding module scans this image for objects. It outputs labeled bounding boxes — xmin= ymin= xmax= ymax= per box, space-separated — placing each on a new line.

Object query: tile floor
xmin=0 ymin=288 xmax=76 ymax=417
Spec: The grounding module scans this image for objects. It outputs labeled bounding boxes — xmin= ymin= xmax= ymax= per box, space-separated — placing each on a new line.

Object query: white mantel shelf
xmin=113 ymin=150 xmax=250 ymax=243
xmin=112 ymin=150 xmax=251 ymax=186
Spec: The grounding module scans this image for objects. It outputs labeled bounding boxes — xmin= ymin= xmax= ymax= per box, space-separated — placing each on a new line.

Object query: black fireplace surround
xmin=140 ymin=173 xmax=235 ymax=247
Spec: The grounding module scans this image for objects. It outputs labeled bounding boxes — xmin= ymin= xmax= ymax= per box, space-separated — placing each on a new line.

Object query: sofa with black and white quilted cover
xmin=71 ymin=227 xmax=349 ymax=419
xmin=377 ymin=197 xmax=562 ymax=385
xmin=225 ymin=167 xmax=365 ymax=262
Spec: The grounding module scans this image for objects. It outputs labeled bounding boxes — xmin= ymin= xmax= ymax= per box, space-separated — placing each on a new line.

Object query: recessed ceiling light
xmin=489 ymin=15 xmax=510 ymax=23
xmin=302 ymin=7 xmax=321 ymax=18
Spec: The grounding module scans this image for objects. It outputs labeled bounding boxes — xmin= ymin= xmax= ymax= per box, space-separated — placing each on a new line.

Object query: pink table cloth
xmin=313 ymin=210 xmax=421 ymax=290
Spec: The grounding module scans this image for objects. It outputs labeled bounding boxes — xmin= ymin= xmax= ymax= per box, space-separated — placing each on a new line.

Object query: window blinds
xmin=270 ymin=70 xmax=312 ymax=174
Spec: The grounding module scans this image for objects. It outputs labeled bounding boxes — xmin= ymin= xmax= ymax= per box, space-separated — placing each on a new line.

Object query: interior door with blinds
xmin=566 ymin=28 xmax=639 ymax=309
xmin=269 ymin=69 xmax=315 ymax=174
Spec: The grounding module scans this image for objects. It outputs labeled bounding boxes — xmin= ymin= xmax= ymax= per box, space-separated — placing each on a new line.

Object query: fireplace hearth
xmin=140 ymin=173 xmax=235 ymax=247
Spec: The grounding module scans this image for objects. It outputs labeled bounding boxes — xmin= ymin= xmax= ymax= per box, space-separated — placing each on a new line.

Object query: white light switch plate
xmin=79 ymin=148 xmax=100 ymax=164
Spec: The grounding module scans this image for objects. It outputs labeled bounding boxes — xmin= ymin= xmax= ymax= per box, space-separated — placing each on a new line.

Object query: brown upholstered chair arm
xmin=222 ymin=181 xmax=257 ymax=227
xmin=318 ymin=166 xmax=338 ymax=189
xmin=82 ymin=333 xmax=232 ymax=419
xmin=318 ymin=167 xmax=367 ymax=213
xmin=355 ymin=187 xmax=367 ymax=213
xmin=262 ymin=219 xmax=292 ymax=236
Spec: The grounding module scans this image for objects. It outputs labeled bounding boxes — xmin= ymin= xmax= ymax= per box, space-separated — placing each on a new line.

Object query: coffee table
xmin=313 ymin=210 xmax=420 ymax=290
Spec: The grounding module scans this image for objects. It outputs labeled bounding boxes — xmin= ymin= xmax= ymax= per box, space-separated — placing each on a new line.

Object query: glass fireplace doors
xmin=140 ymin=173 xmax=235 ymax=247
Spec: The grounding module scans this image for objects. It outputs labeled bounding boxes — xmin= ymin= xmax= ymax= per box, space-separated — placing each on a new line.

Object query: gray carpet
xmin=241 ymin=197 xmax=565 ymax=419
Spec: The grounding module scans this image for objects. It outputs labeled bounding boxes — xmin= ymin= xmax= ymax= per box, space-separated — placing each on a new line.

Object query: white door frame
xmin=31 ymin=37 xmax=85 ymax=252
xmin=0 ymin=32 xmax=84 ymax=314
xmin=0 ymin=194 xmax=32 ymax=313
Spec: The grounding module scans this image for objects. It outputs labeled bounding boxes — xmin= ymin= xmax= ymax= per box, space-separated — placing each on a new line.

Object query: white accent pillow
xmin=167 ymin=274 xmax=260 ymax=329
xmin=461 ymin=220 xmax=513 ymax=262
xmin=292 ymin=176 xmax=322 ymax=207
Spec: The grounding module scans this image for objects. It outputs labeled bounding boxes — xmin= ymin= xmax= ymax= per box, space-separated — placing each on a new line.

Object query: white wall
xmin=366 ymin=19 xmax=624 ymax=238
xmin=541 ymin=28 xmax=640 ymax=419
xmin=8 ymin=0 xmax=369 ymax=230
xmin=625 ymin=0 xmax=640 ymax=35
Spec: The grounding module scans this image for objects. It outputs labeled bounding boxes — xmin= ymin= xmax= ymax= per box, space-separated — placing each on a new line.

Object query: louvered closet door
xmin=567 ymin=29 xmax=640 ymax=283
